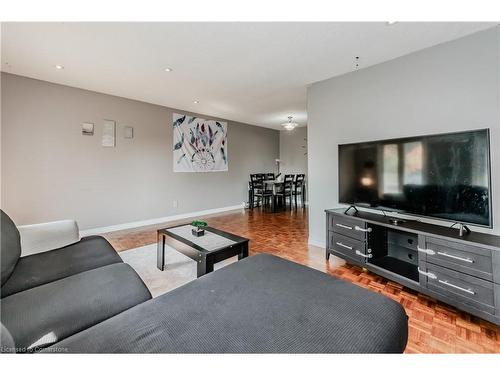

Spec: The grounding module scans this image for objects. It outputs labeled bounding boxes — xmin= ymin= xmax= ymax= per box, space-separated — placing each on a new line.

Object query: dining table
xmin=263 ymin=179 xmax=283 ymax=194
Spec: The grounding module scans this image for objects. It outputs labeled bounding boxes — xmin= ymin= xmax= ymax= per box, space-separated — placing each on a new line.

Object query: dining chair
xmin=250 ymin=174 xmax=260 ymax=182
xmin=250 ymin=179 xmax=273 ymax=209
xmin=275 ymin=174 xmax=294 ymax=209
xmin=249 ymin=174 xmax=258 ymax=208
xmin=293 ymin=174 xmax=306 ymax=208
xmin=265 ymin=173 xmax=275 ymax=180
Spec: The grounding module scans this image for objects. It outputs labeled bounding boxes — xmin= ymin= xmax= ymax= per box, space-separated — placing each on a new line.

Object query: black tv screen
xmin=338 ymin=129 xmax=492 ymax=227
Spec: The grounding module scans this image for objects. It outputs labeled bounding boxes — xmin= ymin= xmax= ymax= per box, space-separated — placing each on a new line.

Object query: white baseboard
xmin=308 ymin=237 xmax=325 ymax=249
xmin=80 ymin=204 xmax=245 ymax=236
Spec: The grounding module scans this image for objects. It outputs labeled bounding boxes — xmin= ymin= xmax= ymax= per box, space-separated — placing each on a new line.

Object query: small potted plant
xmin=191 ymin=220 xmax=208 ymax=237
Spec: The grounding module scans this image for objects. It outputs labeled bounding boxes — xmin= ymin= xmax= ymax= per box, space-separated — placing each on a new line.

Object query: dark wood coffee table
xmin=157 ymin=224 xmax=249 ymax=277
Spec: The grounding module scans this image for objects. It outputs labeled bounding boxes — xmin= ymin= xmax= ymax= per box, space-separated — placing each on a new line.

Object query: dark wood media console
xmin=325 ymin=208 xmax=500 ymax=325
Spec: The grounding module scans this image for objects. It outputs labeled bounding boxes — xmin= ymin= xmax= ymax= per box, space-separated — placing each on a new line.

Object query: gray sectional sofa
xmin=0 ymin=210 xmax=152 ymax=352
xmin=1 ymin=210 xmax=408 ymax=353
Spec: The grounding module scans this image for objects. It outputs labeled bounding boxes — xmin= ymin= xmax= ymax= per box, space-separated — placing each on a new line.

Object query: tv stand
xmin=388 ymin=218 xmax=406 ymax=226
xmin=325 ymin=208 xmax=500 ymax=326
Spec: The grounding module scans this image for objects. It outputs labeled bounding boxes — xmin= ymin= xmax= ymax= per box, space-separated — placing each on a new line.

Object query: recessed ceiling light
xmin=164 ymin=67 xmax=173 ymax=72
xmin=54 ymin=64 xmax=64 ymax=70
xmin=386 ymin=21 xmax=398 ymax=25
xmin=193 ymin=100 xmax=200 ymax=104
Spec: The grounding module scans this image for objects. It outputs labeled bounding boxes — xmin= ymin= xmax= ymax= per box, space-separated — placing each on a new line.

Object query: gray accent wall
xmin=1 ymin=73 xmax=279 ymax=229
xmin=307 ymin=28 xmax=500 ymax=246
xmin=279 ymin=127 xmax=308 ymax=176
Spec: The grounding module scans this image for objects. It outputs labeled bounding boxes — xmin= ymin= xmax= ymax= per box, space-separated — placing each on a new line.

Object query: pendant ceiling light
xmin=282 ymin=116 xmax=298 ymax=131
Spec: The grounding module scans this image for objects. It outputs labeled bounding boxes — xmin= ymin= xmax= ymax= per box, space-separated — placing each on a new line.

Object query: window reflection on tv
xmin=338 ymin=129 xmax=491 ymax=227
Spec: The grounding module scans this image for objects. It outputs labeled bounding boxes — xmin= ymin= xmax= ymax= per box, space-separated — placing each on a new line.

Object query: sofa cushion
xmin=1 ymin=323 xmax=16 ymax=354
xmin=1 ymin=263 xmax=151 ymax=351
xmin=1 ymin=210 xmax=21 ymax=286
xmin=1 ymin=235 xmax=123 ymax=297
xmin=48 ymin=254 xmax=408 ymax=353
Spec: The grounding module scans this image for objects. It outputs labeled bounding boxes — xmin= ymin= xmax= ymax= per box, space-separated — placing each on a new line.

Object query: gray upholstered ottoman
xmin=47 ymin=254 xmax=408 ymax=353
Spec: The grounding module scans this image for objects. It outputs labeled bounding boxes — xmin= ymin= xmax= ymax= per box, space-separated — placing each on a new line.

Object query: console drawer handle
xmin=438 ymin=279 xmax=475 ymax=295
xmin=437 ymin=251 xmax=474 ymax=264
xmin=335 ymin=223 xmax=353 ymax=230
xmin=355 ymin=250 xmax=373 ymax=258
xmin=336 ymin=242 xmax=353 ymax=250
xmin=417 ymin=267 xmax=437 ymax=279
xmin=417 ymin=247 xmax=436 ymax=255
xmin=355 ymin=226 xmax=372 ymax=233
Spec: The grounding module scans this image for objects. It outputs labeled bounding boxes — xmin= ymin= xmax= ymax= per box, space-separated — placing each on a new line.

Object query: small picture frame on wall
xmin=102 ymin=120 xmax=116 ymax=147
xmin=82 ymin=122 xmax=94 ymax=136
xmin=124 ymin=126 xmax=134 ymax=139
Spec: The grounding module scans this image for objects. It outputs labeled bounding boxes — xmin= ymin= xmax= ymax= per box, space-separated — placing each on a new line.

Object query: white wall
xmin=1 ymin=73 xmax=279 ymax=230
xmin=279 ymin=127 xmax=308 ymax=176
xmin=307 ymin=28 xmax=500 ymax=247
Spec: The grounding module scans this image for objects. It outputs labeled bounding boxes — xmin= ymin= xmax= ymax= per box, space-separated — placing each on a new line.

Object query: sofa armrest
xmin=17 ymin=220 xmax=81 ymax=257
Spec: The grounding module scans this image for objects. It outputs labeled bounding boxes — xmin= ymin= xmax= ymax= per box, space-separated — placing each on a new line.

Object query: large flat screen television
xmin=338 ymin=129 xmax=492 ymax=227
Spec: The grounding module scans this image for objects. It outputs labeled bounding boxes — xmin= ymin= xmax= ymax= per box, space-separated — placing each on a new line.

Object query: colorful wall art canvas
xmin=173 ymin=113 xmax=228 ymax=172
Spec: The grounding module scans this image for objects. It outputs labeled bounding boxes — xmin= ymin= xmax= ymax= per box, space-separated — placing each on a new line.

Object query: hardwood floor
xmin=103 ymin=207 xmax=500 ymax=353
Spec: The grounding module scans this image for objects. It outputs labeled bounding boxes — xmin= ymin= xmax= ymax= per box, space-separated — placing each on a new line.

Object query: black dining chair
xmin=293 ymin=174 xmax=306 ymax=208
xmin=251 ymin=179 xmax=273 ymax=208
xmin=249 ymin=174 xmax=259 ymax=208
xmin=250 ymin=174 xmax=260 ymax=182
xmin=274 ymin=174 xmax=294 ymax=209
xmin=265 ymin=173 xmax=275 ymax=181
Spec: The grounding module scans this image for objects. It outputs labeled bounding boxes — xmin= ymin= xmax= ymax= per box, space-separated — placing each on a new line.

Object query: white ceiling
xmin=1 ymin=22 xmax=496 ymax=129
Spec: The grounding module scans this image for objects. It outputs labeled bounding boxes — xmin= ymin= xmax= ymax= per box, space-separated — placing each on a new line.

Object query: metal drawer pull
xmin=436 ymin=251 xmax=474 ymax=264
xmin=417 ymin=267 xmax=437 ymax=279
xmin=417 ymin=247 xmax=436 ymax=255
xmin=335 ymin=223 xmax=353 ymax=230
xmin=355 ymin=226 xmax=372 ymax=233
xmin=355 ymin=250 xmax=372 ymax=258
xmin=438 ymin=279 xmax=475 ymax=295
xmin=336 ymin=242 xmax=353 ymax=250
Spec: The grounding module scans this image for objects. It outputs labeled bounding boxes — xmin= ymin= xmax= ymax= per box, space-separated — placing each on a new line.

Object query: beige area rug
xmin=119 ymin=244 xmax=238 ymax=297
